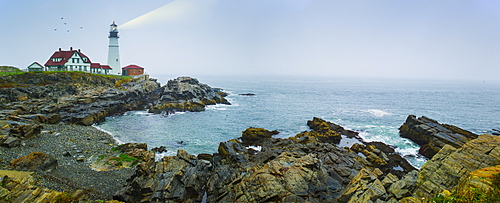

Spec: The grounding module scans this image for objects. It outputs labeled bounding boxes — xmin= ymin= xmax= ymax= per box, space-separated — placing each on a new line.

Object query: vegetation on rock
xmin=430 ymin=167 xmax=500 ymax=203
xmin=0 ymin=66 xmax=23 ymax=77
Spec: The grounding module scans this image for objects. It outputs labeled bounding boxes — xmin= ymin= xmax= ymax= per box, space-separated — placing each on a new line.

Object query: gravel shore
xmin=0 ymin=123 xmax=135 ymax=200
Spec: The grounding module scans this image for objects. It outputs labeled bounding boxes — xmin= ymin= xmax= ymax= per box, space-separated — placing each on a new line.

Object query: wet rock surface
xmin=2 ymin=72 xmax=499 ymax=202
xmin=114 ymin=117 xmax=416 ymax=203
xmin=411 ymin=134 xmax=500 ymax=198
xmin=148 ymin=76 xmax=230 ymax=114
xmin=399 ymin=115 xmax=478 ymax=159
xmin=0 ymin=72 xmax=161 ymax=125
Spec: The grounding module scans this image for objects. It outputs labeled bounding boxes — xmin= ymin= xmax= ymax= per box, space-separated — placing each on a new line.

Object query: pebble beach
xmin=0 ymin=123 xmax=134 ymax=200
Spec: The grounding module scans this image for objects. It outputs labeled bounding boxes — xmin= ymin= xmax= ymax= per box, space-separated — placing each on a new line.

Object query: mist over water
xmin=97 ymin=75 xmax=500 ymax=168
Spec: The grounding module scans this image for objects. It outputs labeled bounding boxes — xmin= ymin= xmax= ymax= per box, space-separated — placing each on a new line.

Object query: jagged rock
xmin=241 ymin=127 xmax=279 ymax=145
xmin=308 ymin=117 xmax=360 ymax=138
xmin=197 ymin=153 xmax=213 ymax=161
xmin=0 ymin=135 xmax=21 ymax=148
xmin=387 ymin=170 xmax=418 ymax=199
xmin=411 ymin=134 xmax=500 ymax=198
xmin=8 ymin=151 xmax=58 ymax=172
xmin=381 ymin=173 xmax=399 ymax=188
xmin=114 ymin=149 xmax=210 ymax=202
xmin=115 ymin=121 xmax=412 ymax=203
xmin=114 ymin=143 xmax=148 ymax=152
xmin=151 ymin=146 xmax=167 ymax=153
xmin=0 ymin=72 xmax=161 ymax=126
xmin=337 ymin=168 xmax=387 ymax=203
xmin=0 ymin=170 xmax=87 ymax=202
xmin=35 ymin=114 xmax=61 ymax=124
xmin=9 ymin=123 xmax=43 ymax=139
xmin=352 ymin=143 xmax=389 ymax=166
xmin=399 ymin=115 xmax=478 ymax=159
xmin=148 ymin=76 xmax=230 ymax=115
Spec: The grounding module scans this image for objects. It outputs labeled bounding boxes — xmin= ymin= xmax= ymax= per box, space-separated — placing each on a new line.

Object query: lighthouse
xmin=107 ymin=21 xmax=120 ymax=74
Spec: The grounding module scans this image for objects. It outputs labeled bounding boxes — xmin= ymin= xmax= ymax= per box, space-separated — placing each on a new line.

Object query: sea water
xmin=96 ymin=75 xmax=500 ymax=168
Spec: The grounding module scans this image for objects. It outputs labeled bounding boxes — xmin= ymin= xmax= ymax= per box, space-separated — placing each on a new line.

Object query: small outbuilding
xmin=90 ymin=63 xmax=112 ymax=75
xmin=122 ymin=64 xmax=144 ymax=76
xmin=27 ymin=62 xmax=44 ymax=72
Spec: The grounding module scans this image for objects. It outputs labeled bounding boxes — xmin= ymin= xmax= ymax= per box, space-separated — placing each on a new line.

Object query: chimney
xmin=70 ymin=47 xmax=73 ymax=51
xmin=59 ymin=48 xmax=62 ymax=51
xmin=78 ymin=49 xmax=81 ymax=52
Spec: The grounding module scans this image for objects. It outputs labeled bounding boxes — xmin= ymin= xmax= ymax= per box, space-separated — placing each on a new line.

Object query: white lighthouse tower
xmin=107 ymin=21 xmax=120 ymax=74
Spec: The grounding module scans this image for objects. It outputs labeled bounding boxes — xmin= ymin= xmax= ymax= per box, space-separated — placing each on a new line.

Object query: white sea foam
xmin=246 ymin=145 xmax=262 ymax=152
xmin=363 ymin=109 xmax=393 ymax=117
xmin=92 ymin=125 xmax=126 ymax=144
xmin=154 ymin=151 xmax=177 ymax=161
xmin=395 ymin=146 xmax=419 ymax=157
xmin=92 ymin=125 xmax=113 ymax=136
xmin=206 ymin=104 xmax=228 ymax=111
xmin=132 ymin=111 xmax=154 ymax=116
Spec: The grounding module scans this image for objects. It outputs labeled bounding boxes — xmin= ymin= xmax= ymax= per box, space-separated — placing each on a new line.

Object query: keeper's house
xmin=45 ymin=47 xmax=91 ymax=72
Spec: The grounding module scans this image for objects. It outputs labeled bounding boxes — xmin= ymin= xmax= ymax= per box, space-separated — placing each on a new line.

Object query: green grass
xmin=0 ymin=66 xmax=23 ymax=76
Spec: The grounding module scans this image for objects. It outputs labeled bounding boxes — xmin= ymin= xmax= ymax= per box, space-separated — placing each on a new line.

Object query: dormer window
xmin=52 ymin=57 xmax=63 ymax=62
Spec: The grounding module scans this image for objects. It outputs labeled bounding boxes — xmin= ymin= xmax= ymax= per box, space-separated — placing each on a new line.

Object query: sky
xmin=1 ymin=0 xmax=500 ymax=81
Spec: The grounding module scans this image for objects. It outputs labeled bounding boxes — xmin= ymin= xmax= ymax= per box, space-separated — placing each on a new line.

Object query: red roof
xmin=28 ymin=62 xmax=44 ymax=68
xmin=44 ymin=49 xmax=91 ymax=66
xmin=90 ymin=63 xmax=101 ymax=69
xmin=90 ymin=63 xmax=112 ymax=70
xmin=122 ymin=64 xmax=144 ymax=69
xmin=101 ymin=65 xmax=112 ymax=70
xmin=34 ymin=62 xmax=44 ymax=67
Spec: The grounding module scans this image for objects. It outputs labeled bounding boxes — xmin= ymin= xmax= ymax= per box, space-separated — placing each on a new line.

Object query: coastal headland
xmin=0 ymin=69 xmax=499 ymax=202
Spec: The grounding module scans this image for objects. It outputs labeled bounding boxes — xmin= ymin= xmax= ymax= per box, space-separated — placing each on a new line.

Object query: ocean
xmin=95 ymin=75 xmax=500 ymax=168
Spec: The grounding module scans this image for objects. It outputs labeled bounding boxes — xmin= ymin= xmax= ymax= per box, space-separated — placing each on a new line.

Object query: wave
xmin=92 ymin=125 xmax=126 ymax=145
xmin=362 ymin=109 xmax=394 ymax=117
xmin=154 ymin=151 xmax=177 ymax=161
xmin=206 ymin=104 xmax=228 ymax=111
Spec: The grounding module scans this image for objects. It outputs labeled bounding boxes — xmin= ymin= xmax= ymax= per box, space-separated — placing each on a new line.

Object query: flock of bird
xmin=54 ymin=17 xmax=83 ymax=33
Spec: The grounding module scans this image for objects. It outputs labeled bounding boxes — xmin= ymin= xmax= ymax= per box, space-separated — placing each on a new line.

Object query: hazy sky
xmin=1 ymin=0 xmax=499 ymax=81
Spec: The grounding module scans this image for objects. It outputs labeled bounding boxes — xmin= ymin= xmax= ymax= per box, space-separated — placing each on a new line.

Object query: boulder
xmin=241 ymin=127 xmax=279 ymax=145
xmin=8 ymin=152 xmax=58 ymax=172
xmin=9 ymin=123 xmax=43 ymax=139
xmin=0 ymin=135 xmax=21 ymax=148
xmin=399 ymin=115 xmax=478 ymax=159
xmin=308 ymin=117 xmax=360 ymax=138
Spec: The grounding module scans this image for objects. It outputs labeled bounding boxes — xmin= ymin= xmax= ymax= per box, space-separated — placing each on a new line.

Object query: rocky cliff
xmin=412 ymin=134 xmax=500 ymax=198
xmin=1 ymin=72 xmax=499 ymax=202
xmin=114 ymin=118 xmax=416 ymax=202
xmin=148 ymin=77 xmax=230 ymax=114
xmin=0 ymin=72 xmax=161 ymax=125
xmin=399 ymin=115 xmax=478 ymax=159
xmin=0 ymin=73 xmax=229 ymax=127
